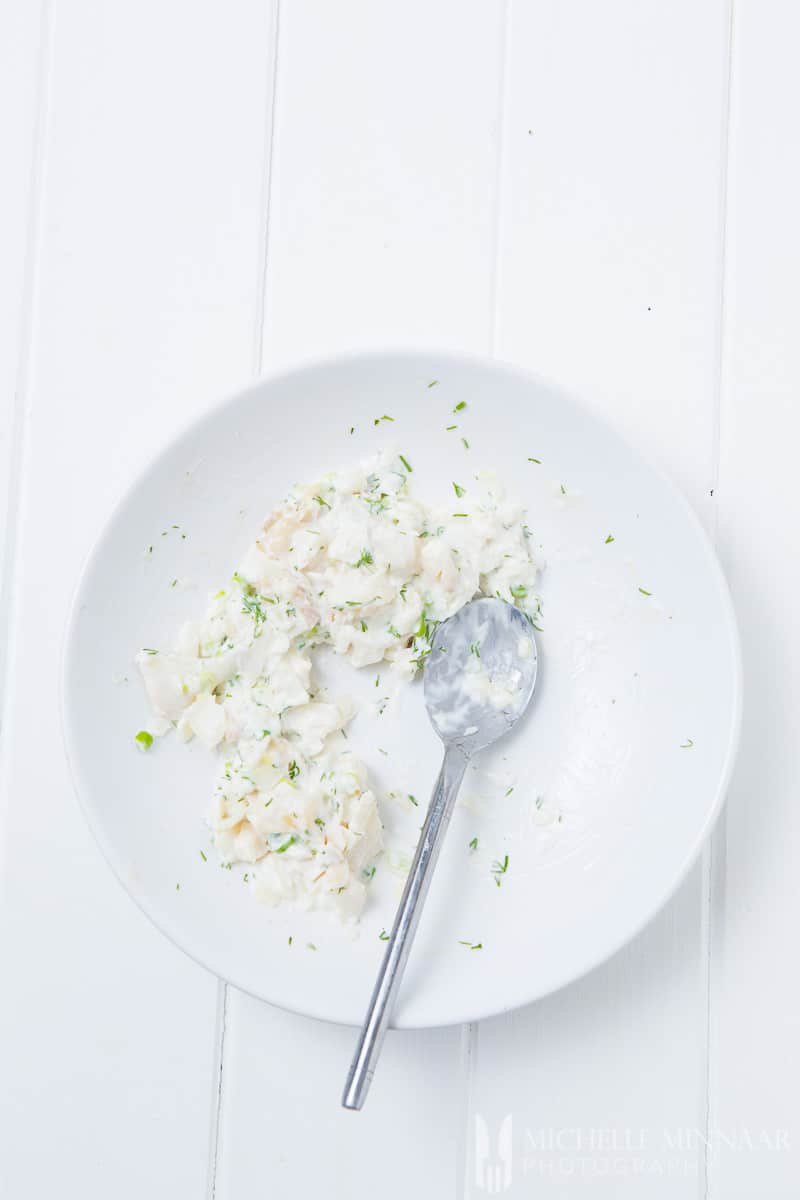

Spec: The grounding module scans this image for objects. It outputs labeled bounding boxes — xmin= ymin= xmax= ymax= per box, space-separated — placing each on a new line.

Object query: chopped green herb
xmin=505 ymin=786 xmax=514 ymax=797
xmin=142 ymin=648 xmax=158 ymax=656
xmin=307 ymin=942 xmax=317 ymax=951
xmin=363 ymin=866 xmax=376 ymax=880
xmin=605 ymin=534 xmax=615 ymax=544
xmin=354 ymin=548 xmax=374 ymax=568
xmin=399 ymin=454 xmax=413 ymax=473
xmin=470 ymin=642 xmax=481 ymax=658
xmin=373 ymin=414 xmax=395 ymax=425
xmin=453 ymin=481 xmax=466 ymax=498
xmin=170 ymin=578 xmax=178 ymax=588
xmin=274 ymin=835 xmax=297 ymax=854
xmin=528 ymin=457 xmax=541 ymax=464
xmin=313 ymin=494 xmax=331 ymax=509
xmin=560 ymin=483 xmax=567 ymax=495
xmin=359 ymin=619 xmax=368 ymax=632
xmin=469 ymin=837 xmax=478 ymax=852
xmin=446 ymin=424 xmax=457 ymax=431
xmin=379 ymin=930 xmax=390 ymax=941
xmin=200 ymin=850 xmax=208 ymax=862
xmin=428 ymin=380 xmax=439 ymax=388
xmin=134 ymin=730 xmax=153 ymax=750
xmin=288 ymin=760 xmax=300 ymax=780
xmin=408 ymin=794 xmax=418 ymax=806
xmin=452 ymin=513 xmax=468 ymax=518
xmin=510 ymin=584 xmax=528 ymax=601
xmin=349 ymin=426 xmax=355 ymax=435
xmin=241 ymin=589 xmax=270 ymax=627
xmin=491 ymin=854 xmax=509 ymax=887
xmin=680 ymin=738 xmax=695 ymax=749
xmin=453 ymin=401 xmax=467 ymax=412
xmin=288 ymin=936 xmax=293 ymax=945
xmin=461 ymin=437 xmax=470 ymax=450
xmin=458 ymin=940 xmax=483 ymax=950
xmin=639 ymin=586 xmax=652 ymax=596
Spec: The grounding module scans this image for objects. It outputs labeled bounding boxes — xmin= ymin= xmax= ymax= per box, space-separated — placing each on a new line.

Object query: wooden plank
xmin=261 ymin=0 xmax=507 ymax=369
xmin=0 ymin=3 xmax=277 ymax=1197
xmin=494 ymin=0 xmax=730 ymax=520
xmin=218 ymin=995 xmax=468 ymax=1198
xmin=465 ymin=2 xmax=732 ymax=1195
xmin=711 ymin=0 xmax=800 ymax=1192
xmin=0 ymin=0 xmax=46 ymax=680
xmin=214 ymin=2 xmax=508 ymax=1195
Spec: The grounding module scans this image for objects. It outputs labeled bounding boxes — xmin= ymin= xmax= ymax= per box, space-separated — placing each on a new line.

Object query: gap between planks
xmin=458 ymin=2 xmax=513 ymax=1195
xmin=704 ymin=1 xmax=738 ymax=1197
xmin=206 ymin=2 xmax=282 ymax=1194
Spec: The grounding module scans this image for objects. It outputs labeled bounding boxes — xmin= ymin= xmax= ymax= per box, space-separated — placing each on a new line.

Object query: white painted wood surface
xmin=712 ymin=0 xmax=800 ymax=1193
xmin=0 ymin=1 xmax=796 ymax=1196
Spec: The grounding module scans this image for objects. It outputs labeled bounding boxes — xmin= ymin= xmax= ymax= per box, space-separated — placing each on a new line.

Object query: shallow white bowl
xmin=63 ymin=351 xmax=741 ymax=1028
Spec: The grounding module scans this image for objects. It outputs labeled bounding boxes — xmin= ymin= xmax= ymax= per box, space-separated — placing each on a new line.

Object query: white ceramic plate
xmin=62 ymin=352 xmax=741 ymax=1029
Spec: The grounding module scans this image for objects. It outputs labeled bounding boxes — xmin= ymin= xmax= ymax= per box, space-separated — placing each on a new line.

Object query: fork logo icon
xmin=475 ymin=1113 xmax=513 ymax=1192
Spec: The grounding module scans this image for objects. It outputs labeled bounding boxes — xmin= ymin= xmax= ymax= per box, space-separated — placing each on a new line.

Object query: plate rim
xmin=60 ymin=347 xmax=743 ymax=1028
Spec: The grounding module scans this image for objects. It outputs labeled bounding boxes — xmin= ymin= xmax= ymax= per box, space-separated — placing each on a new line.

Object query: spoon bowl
xmin=425 ymin=598 xmax=539 ymax=753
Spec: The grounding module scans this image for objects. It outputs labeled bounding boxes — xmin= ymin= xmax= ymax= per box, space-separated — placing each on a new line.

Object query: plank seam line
xmin=703 ymin=1 xmax=737 ymax=1197
xmin=708 ymin=0 xmax=736 ymax=530
xmin=458 ymin=1022 xmax=480 ymax=1199
xmin=461 ymin=3 xmax=512 ymax=1195
xmin=0 ymin=0 xmax=55 ymax=749
xmin=487 ymin=0 xmax=513 ymax=359
xmin=252 ymin=0 xmax=282 ymax=379
xmin=206 ymin=980 xmax=229 ymax=1200
xmin=207 ymin=5 xmax=282 ymax=1194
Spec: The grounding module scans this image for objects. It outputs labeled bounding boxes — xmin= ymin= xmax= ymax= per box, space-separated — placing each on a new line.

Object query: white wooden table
xmin=1 ymin=2 xmax=797 ymax=1195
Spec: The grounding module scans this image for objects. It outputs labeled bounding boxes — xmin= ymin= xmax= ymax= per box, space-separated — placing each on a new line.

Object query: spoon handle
xmin=342 ymin=745 xmax=468 ymax=1110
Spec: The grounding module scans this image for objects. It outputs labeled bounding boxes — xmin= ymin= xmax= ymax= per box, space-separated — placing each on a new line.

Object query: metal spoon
xmin=342 ymin=597 xmax=539 ymax=1110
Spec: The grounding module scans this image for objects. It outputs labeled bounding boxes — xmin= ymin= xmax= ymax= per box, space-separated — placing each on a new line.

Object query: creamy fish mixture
xmin=137 ymin=450 xmax=541 ymax=920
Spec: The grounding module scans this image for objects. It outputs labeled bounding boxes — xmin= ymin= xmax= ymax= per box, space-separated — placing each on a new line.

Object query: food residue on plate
xmin=136 ymin=450 xmax=541 ymax=920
